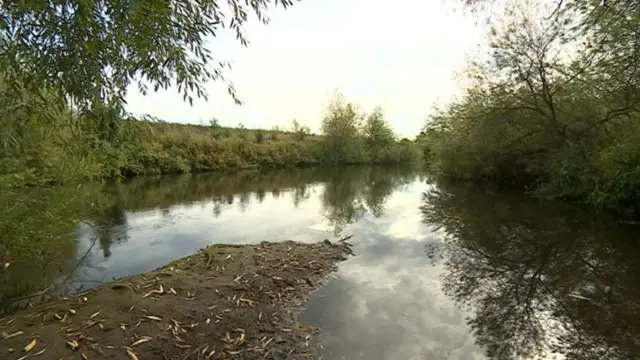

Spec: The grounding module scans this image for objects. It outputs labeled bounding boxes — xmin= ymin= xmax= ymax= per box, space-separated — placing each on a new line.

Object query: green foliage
xmin=255 ymin=131 xmax=265 ymax=144
xmin=0 ymin=0 xmax=297 ymax=113
xmin=291 ymin=119 xmax=310 ymax=141
xmin=426 ymin=0 xmax=640 ymax=216
xmin=0 ymin=107 xmax=420 ymax=189
xmin=362 ymin=106 xmax=396 ymax=163
xmin=320 ymin=91 xmax=366 ymax=164
xmin=320 ymin=91 xmax=421 ymax=165
xmin=0 ymin=183 xmax=111 ymax=314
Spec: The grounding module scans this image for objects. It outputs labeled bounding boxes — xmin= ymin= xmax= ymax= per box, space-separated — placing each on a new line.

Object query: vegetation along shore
xmin=1 ymin=90 xmax=421 ymax=189
xmin=1 ymin=0 xmax=639 ymax=358
xmin=418 ymin=0 xmax=640 ymax=218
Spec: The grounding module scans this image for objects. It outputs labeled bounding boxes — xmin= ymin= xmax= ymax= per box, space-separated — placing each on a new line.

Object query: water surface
xmin=2 ymin=166 xmax=639 ymax=359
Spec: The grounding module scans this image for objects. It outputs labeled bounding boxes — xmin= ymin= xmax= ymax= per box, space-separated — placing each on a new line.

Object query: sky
xmin=124 ymin=0 xmax=486 ymax=139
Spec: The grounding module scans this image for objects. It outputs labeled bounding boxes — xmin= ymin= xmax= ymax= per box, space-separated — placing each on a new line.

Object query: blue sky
xmin=124 ymin=0 xmax=484 ymax=138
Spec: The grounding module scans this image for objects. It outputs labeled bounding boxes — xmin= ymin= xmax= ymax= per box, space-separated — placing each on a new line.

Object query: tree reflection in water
xmin=421 ymin=181 xmax=640 ymax=360
xmin=321 ymin=166 xmax=416 ymax=235
xmin=0 ymin=166 xmax=420 ymax=315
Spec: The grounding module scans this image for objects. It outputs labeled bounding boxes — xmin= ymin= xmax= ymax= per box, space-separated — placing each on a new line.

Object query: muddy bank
xmin=0 ymin=239 xmax=355 ymax=359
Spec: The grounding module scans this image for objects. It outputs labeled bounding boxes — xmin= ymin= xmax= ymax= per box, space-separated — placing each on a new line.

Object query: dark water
xmin=2 ymin=166 xmax=639 ymax=359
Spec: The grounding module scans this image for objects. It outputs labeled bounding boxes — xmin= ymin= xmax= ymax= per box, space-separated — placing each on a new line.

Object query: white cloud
xmin=125 ymin=0 xmax=483 ymax=138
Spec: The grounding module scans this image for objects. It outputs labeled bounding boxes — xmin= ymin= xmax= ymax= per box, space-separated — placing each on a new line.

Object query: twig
xmin=205 ymin=249 xmax=213 ymax=269
xmin=337 ymin=235 xmax=353 ymax=243
xmin=60 ymin=224 xmax=104 ymax=284
xmin=5 ymin=221 xmax=106 ymax=304
xmin=6 ymin=284 xmax=55 ymax=302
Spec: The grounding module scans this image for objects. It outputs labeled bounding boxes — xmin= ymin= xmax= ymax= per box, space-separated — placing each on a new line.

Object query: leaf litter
xmin=0 ymin=239 xmax=355 ymax=359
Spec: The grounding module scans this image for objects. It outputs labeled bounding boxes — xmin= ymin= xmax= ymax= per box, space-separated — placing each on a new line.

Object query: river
xmin=1 ymin=166 xmax=639 ymax=359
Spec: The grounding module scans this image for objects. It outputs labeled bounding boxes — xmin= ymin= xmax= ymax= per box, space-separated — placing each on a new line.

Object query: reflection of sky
xmin=71 ymin=175 xmax=486 ymax=359
xmin=299 ymin=182 xmax=486 ymax=360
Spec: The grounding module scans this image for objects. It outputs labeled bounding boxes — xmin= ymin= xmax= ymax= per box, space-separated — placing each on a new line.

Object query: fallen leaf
xmin=24 ymin=339 xmax=37 ymax=352
xmin=89 ymin=311 xmax=100 ymax=320
xmin=34 ymin=348 xmax=47 ymax=356
xmin=69 ymin=309 xmax=76 ymax=315
xmin=130 ymin=337 xmax=152 ymax=347
xmin=262 ymin=337 xmax=274 ymax=348
xmin=168 ymin=287 xmax=177 ymax=295
xmin=81 ymin=352 xmax=89 ymax=360
xmin=143 ymin=284 xmax=165 ymax=297
xmin=2 ymin=331 xmax=23 ymax=339
xmin=144 ymin=315 xmax=162 ymax=321
xmin=67 ymin=340 xmax=79 ymax=351
xmin=125 ymin=348 xmax=139 ymax=360
xmin=3 ymin=262 xmax=9 ymax=270
xmin=16 ymin=355 xmax=28 ymax=360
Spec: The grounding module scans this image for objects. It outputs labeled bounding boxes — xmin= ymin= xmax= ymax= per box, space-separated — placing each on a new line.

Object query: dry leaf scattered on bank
xmin=67 ymin=340 xmax=79 ymax=351
xmin=23 ymin=339 xmax=36 ymax=352
xmin=130 ymin=337 xmax=152 ymax=347
xmin=2 ymin=330 xmax=23 ymax=340
xmin=125 ymin=348 xmax=139 ymax=360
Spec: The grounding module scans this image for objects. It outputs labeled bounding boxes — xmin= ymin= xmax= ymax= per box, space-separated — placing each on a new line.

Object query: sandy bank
xmin=0 ymin=239 xmax=355 ymax=360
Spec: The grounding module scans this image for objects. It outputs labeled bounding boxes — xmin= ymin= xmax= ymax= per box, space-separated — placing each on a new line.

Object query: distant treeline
xmin=0 ymin=87 xmax=421 ymax=188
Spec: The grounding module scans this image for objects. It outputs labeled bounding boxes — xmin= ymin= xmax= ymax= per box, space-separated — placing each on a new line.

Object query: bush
xmin=255 ymin=131 xmax=265 ymax=144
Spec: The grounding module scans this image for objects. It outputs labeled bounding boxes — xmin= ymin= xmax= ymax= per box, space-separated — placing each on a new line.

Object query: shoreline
xmin=0 ymin=239 xmax=355 ymax=359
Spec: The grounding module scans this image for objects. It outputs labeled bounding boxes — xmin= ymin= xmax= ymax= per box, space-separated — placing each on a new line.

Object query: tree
xmin=362 ymin=106 xmax=395 ymax=163
xmin=320 ymin=91 xmax=364 ymax=164
xmin=290 ymin=119 xmax=310 ymax=141
xmin=428 ymin=0 xmax=640 ymax=212
xmin=0 ymin=0 xmax=297 ymax=113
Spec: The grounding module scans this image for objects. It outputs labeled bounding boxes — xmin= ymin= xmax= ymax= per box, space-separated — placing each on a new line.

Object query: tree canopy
xmin=423 ymin=0 xmax=640 ymax=214
xmin=0 ymin=0 xmax=297 ymax=112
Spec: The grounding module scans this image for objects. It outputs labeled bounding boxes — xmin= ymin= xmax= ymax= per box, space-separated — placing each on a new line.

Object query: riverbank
xmin=0 ymin=239 xmax=355 ymax=360
xmin=2 ymin=102 xmax=421 ymax=189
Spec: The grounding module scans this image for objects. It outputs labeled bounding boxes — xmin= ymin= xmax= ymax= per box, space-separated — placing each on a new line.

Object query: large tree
xmin=0 ymin=0 xmax=297 ymax=112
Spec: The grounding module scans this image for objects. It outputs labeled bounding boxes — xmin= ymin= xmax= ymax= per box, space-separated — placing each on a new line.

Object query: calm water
xmin=2 ymin=166 xmax=639 ymax=359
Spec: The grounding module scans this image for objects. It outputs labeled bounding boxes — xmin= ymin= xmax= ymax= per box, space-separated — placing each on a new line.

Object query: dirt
xmin=0 ymin=239 xmax=355 ymax=360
